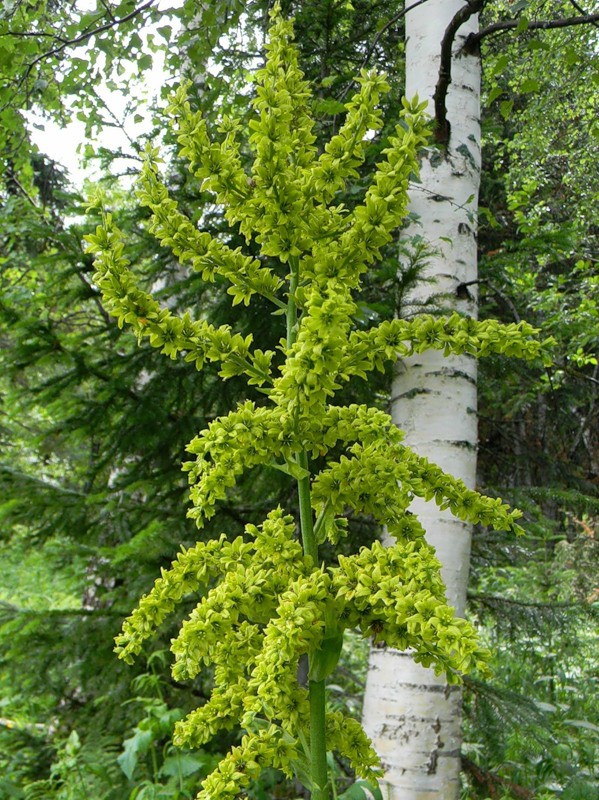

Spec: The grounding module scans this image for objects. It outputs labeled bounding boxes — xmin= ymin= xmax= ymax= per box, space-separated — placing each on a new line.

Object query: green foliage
xmin=2 ymin=2 xmax=595 ymax=799
xmin=465 ymin=512 xmax=598 ymax=799
xmin=84 ymin=8 xmax=548 ymax=800
xmin=468 ymin=10 xmax=599 ymax=790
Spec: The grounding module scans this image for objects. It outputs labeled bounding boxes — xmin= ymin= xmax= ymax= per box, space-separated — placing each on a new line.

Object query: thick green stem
xmin=297 ymin=450 xmax=318 ymax=564
xmin=286 ymin=256 xmax=299 ymax=350
xmin=299 ymin=451 xmax=329 ymax=800
xmin=287 ymin=255 xmax=329 ymax=800
xmin=309 ymin=678 xmax=329 ymax=800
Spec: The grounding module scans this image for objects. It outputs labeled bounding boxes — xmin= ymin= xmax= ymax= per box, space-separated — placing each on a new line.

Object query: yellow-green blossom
xmin=85 ymin=5 xmax=551 ymax=799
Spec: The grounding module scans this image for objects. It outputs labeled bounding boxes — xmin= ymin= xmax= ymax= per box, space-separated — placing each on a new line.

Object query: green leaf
xmin=157 ymin=25 xmax=172 ymax=43
xmin=159 ymin=753 xmax=207 ymax=778
xmin=534 ymin=700 xmax=557 ymax=713
xmin=314 ymin=502 xmax=335 ymax=544
xmin=486 ymin=86 xmax=503 ymax=106
xmin=313 ymin=98 xmax=348 ymax=116
xmin=338 ymin=781 xmax=383 ymax=800
xmin=138 ymin=54 xmax=152 ymax=72
xmin=491 ymin=55 xmax=509 ymax=77
xmin=520 ymin=78 xmax=539 ymax=94
xmin=117 ymin=729 xmax=153 ymax=780
xmin=500 ymin=100 xmax=514 ymax=121
xmin=309 ymin=604 xmax=345 ymax=681
xmin=129 ymin=32 xmax=143 ymax=51
xmin=564 ymin=719 xmax=599 ymax=734
xmin=309 ymin=632 xmax=344 ymax=682
xmin=269 ymin=459 xmax=310 ymax=480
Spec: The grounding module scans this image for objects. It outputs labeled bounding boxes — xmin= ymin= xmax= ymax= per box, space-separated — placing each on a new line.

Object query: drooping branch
xmin=434 ymin=4 xmax=599 ymax=147
xmin=433 ymin=0 xmax=484 ymax=145
xmin=467 ymin=12 xmax=599 ymax=47
xmin=462 ymin=755 xmax=534 ymax=800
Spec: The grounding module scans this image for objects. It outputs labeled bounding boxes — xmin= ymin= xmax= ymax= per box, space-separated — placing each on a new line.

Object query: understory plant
xmin=85 ymin=7 xmax=549 ymax=800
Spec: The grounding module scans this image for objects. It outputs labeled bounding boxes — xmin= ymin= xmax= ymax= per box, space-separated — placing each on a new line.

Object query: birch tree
xmin=362 ymin=2 xmax=598 ymax=798
xmin=362 ymin=4 xmax=482 ymax=799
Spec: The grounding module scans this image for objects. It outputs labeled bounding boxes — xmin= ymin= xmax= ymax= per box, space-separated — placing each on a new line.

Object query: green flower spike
xmin=86 ymin=4 xmax=551 ymax=800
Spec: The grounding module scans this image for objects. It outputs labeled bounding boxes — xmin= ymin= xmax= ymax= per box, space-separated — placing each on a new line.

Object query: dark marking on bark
xmin=427 ymin=749 xmax=439 ymax=774
xmin=381 ymin=717 xmax=422 ymax=744
xmin=391 ymin=387 xmax=432 ymax=403
xmin=375 ymin=680 xmax=462 ymax=695
xmin=456 ymin=142 xmax=478 ymax=170
xmin=426 ymin=721 xmax=444 ymax=775
xmin=440 ymin=439 xmax=476 ymax=450
xmin=425 ymin=367 xmax=477 ymax=384
xmin=434 ymin=0 xmax=485 ymax=146
xmin=456 ymin=282 xmax=474 ymax=301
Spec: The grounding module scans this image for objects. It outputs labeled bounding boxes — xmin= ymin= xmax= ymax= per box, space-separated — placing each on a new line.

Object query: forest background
xmin=0 ymin=1 xmax=597 ymax=799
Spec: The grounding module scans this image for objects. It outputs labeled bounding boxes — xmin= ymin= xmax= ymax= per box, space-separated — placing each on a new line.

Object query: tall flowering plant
xmin=85 ymin=7 xmax=547 ymax=800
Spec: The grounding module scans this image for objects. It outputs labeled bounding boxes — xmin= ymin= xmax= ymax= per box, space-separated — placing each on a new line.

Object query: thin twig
xmin=0 ymin=30 xmax=68 ymax=43
xmin=27 ymin=0 xmax=155 ymax=70
xmin=1 ymin=0 xmax=156 ymax=113
xmin=358 ymin=0 xmax=431 ymax=71
xmin=9 ymin=175 xmax=39 ymax=208
xmin=468 ymin=12 xmax=599 ymax=46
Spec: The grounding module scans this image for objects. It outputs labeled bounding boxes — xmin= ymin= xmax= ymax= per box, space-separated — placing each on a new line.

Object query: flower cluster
xmin=188 ymin=725 xmax=296 ymax=800
xmin=86 ymin=5 xmax=550 ymax=800
xmin=137 ymin=153 xmax=284 ymax=308
xmin=340 ymin=313 xmax=551 ymax=378
xmin=331 ymin=540 xmax=490 ymax=680
xmin=85 ymin=213 xmax=273 ymax=386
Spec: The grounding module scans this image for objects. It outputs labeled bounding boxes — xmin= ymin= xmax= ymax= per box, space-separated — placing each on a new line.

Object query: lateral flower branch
xmin=85 ymin=7 xmax=551 ymax=800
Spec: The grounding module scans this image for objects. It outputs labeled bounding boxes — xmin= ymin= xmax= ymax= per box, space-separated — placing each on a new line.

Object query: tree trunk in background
xmin=362 ymin=3 xmax=481 ymax=799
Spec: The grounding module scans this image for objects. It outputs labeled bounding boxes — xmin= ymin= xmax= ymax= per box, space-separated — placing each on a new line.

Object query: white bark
xmin=362 ymin=3 xmax=481 ymax=799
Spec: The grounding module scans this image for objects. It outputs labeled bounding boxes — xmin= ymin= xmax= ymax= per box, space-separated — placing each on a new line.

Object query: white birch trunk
xmin=362 ymin=3 xmax=481 ymax=799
